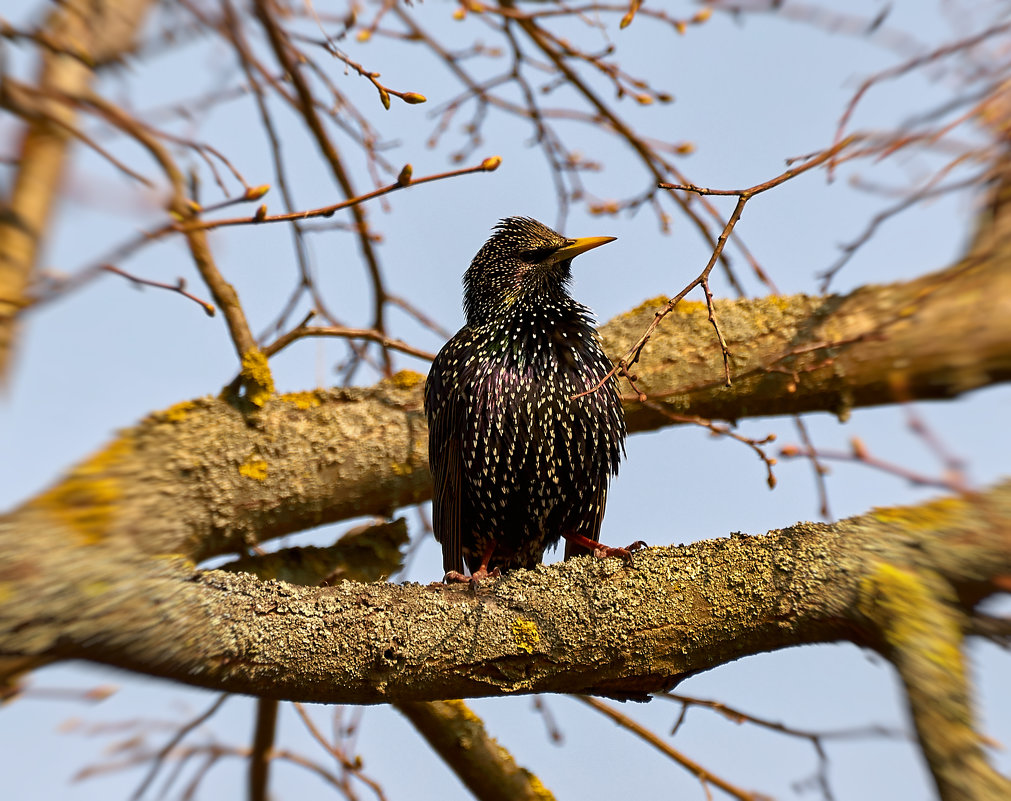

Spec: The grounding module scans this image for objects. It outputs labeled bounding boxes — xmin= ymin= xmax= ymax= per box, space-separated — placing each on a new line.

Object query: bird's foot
xmin=565 ymin=531 xmax=647 ymax=565
xmin=592 ymin=540 xmax=647 ymax=565
xmin=442 ymin=566 xmax=501 ymax=586
xmin=468 ymin=565 xmax=501 ymax=585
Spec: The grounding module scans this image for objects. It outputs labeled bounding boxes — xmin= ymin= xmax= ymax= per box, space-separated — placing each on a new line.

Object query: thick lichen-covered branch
xmin=607 ymin=251 xmax=1011 ymax=431
xmin=7 ymin=254 xmax=1009 ymax=564
xmin=222 ymin=506 xmax=544 ymax=801
xmin=399 ymin=701 xmax=556 ymax=801
xmin=860 ymin=564 xmax=1011 ymax=801
xmin=1 ymin=481 xmax=1008 ymax=704
xmin=15 ymin=376 xmax=431 ymax=562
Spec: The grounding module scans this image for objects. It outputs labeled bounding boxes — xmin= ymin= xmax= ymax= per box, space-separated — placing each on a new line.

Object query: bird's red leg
xmin=468 ymin=543 xmax=501 ymax=582
xmin=443 ymin=543 xmax=500 ymax=584
xmin=563 ymin=532 xmax=646 ymax=564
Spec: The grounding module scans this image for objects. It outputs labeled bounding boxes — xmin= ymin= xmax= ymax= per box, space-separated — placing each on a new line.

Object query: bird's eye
xmin=521 ymin=246 xmax=557 ymax=262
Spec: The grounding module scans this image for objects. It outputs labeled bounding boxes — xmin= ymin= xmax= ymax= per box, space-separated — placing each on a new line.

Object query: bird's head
xmin=463 ymin=216 xmax=615 ymax=325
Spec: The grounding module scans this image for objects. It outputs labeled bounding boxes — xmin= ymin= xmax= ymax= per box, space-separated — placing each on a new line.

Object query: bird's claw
xmin=592 ymin=540 xmax=647 ymax=565
xmin=442 ymin=567 xmax=501 ymax=586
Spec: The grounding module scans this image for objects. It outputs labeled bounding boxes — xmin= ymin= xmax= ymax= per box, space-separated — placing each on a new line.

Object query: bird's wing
xmin=433 ymin=436 xmax=463 ymax=574
xmin=426 ymin=354 xmax=465 ymax=575
xmin=563 ymin=481 xmax=608 ymax=560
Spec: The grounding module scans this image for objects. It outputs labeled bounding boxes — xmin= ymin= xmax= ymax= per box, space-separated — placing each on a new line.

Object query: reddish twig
xmin=576 ymin=137 xmax=859 ymax=402
xmin=102 ymin=266 xmax=216 ymax=317
xmin=531 ymin=696 xmax=565 ymax=745
xmin=174 ymin=158 xmax=503 ymax=235
xmin=128 ymin=695 xmax=229 ymax=801
xmin=292 ymin=703 xmax=388 ymax=801
xmin=905 ymin=407 xmax=969 ymax=489
xmin=829 ymin=19 xmax=1011 ymax=178
xmin=262 ymin=319 xmax=436 ymax=363
xmin=661 ymin=692 xmax=906 ymax=801
xmin=576 ymin=695 xmax=767 ymax=801
xmin=792 ymin=416 xmax=831 ymax=519
xmin=779 ymin=437 xmax=969 ymax=493
xmin=642 ymin=402 xmax=778 ymax=489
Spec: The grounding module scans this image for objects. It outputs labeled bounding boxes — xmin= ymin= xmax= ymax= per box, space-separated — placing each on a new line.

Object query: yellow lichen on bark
xmin=511 ymin=619 xmax=541 ymax=653
xmin=160 ymin=400 xmax=198 ymax=422
xmin=444 ymin=698 xmax=482 ymax=725
xmin=870 ymin=495 xmax=968 ymax=531
xmin=26 ymin=437 xmax=133 ymax=543
xmin=239 ymin=456 xmax=268 ymax=481
xmin=240 ymin=350 xmax=275 ymax=407
xmin=281 ymin=390 xmax=323 ymax=410
xmin=860 ymin=562 xmax=965 ymax=681
xmin=386 ymin=369 xmax=426 ymax=390
xmin=627 ymin=294 xmax=670 ymax=316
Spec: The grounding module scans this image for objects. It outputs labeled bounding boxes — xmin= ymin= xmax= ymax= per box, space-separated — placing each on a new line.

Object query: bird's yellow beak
xmin=545 ymin=235 xmax=616 ymax=265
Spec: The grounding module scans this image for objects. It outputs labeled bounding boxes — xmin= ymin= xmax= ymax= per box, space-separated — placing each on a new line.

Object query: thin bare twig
xmin=102 ymin=265 xmax=215 ymax=317
xmin=576 ymin=136 xmax=859 ymax=401
xmin=779 ymin=437 xmax=968 ymax=493
xmin=661 ymin=692 xmax=906 ymax=801
xmin=576 ymin=696 xmax=767 ymax=801
xmin=129 ymin=695 xmax=229 ymax=801
xmin=793 ymin=416 xmax=831 ymax=519
xmin=263 ymin=320 xmax=436 ymax=363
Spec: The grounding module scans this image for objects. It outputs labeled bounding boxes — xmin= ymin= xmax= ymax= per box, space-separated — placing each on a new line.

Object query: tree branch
xmin=861 ymin=564 xmax=1011 ymax=801
xmin=249 ymin=698 xmax=278 ymax=801
xmin=0 ymin=0 xmax=155 ymax=381
xmin=607 ymin=249 xmax=1011 ymax=431
xmin=5 ymin=252 xmax=1007 ymax=566
xmin=2 ymin=480 xmax=1008 ymax=704
xmin=398 ymin=700 xmax=556 ymax=801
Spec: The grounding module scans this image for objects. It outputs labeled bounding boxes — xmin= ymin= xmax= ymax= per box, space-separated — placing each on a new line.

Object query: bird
xmin=424 ymin=216 xmax=634 ymax=581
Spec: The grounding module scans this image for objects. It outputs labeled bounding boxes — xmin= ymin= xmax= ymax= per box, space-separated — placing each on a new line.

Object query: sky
xmin=1 ymin=1 xmax=1009 ymax=800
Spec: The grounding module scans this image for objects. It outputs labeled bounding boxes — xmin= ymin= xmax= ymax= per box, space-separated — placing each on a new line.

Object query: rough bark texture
xmin=2 ymin=481 xmax=1008 ymax=703
xmin=606 ymin=253 xmax=1011 ymax=432
xmin=862 ymin=565 xmax=1007 ymax=801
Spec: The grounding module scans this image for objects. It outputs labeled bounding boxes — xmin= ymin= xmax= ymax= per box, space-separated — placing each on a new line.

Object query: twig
xmin=78 ymin=88 xmax=259 ymax=359
xmin=779 ymin=437 xmax=967 ymax=493
xmin=576 ymin=136 xmax=859 ymax=401
xmin=249 ymin=699 xmax=278 ymax=801
xmin=254 ymin=0 xmax=392 ymax=376
xmin=829 ymin=19 xmax=1011 ymax=177
xmin=292 ymin=703 xmax=388 ymax=801
xmin=793 ymin=416 xmax=831 ymax=519
xmin=660 ymin=692 xmax=906 ymax=801
xmin=576 ymin=695 xmax=767 ymax=801
xmin=263 ymin=321 xmax=436 ymax=363
xmin=129 ymin=695 xmax=229 ymax=801
xmin=905 ymin=407 xmax=968 ymax=489
xmin=642 ymin=402 xmax=778 ymax=489
xmin=102 ymin=265 xmax=215 ymax=316
xmin=531 ymin=696 xmax=565 ymax=745
xmin=173 ymin=159 xmax=503 ymax=235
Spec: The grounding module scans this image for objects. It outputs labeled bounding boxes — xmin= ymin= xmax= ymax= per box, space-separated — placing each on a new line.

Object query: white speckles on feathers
xmin=425 ymin=217 xmax=626 ymax=575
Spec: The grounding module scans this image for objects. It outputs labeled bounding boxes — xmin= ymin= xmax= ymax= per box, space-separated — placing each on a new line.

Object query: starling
xmin=424 ymin=216 xmax=632 ymax=581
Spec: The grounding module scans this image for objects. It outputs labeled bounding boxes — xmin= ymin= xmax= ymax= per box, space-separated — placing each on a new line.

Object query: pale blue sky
xmin=2 ymin=2 xmax=1008 ymax=799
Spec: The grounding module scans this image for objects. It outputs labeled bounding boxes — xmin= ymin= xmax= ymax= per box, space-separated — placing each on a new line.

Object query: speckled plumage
xmin=424 ymin=217 xmax=626 ymax=577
